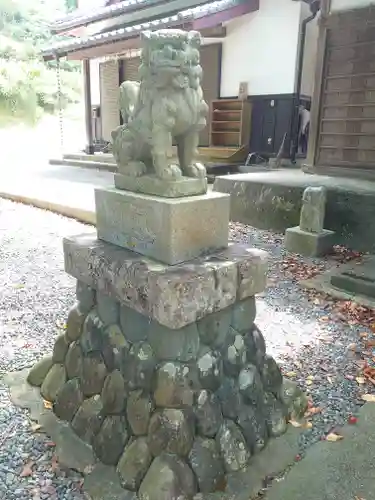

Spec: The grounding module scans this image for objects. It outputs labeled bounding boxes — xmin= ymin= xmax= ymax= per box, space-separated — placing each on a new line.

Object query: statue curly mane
xmin=111 ymin=29 xmax=208 ymax=182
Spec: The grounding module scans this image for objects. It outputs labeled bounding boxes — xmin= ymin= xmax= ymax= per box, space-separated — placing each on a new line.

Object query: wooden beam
xmin=67 ymin=36 xmax=142 ymax=60
xmin=82 ymin=59 xmax=94 ymax=154
xmin=200 ymin=25 xmax=226 ymax=38
xmin=306 ymin=13 xmax=328 ymax=167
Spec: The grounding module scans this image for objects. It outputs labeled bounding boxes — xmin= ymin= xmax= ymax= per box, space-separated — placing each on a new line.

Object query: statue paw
xmin=156 ymin=163 xmax=182 ymax=180
xmin=126 ymin=161 xmax=147 ymax=177
xmin=184 ymin=162 xmax=206 ymax=178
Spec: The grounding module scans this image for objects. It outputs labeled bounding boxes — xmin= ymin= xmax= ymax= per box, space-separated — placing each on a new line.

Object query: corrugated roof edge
xmin=42 ymin=0 xmax=239 ymax=59
xmin=50 ymin=0 xmax=174 ymax=33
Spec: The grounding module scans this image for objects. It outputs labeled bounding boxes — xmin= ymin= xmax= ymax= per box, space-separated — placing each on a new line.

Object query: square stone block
xmin=63 ymin=234 xmax=268 ymax=329
xmin=285 ymin=226 xmax=335 ymax=257
xmin=95 ymin=187 xmax=230 ymax=265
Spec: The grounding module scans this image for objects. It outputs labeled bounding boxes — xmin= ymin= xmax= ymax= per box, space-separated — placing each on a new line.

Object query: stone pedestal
xmin=285 ymin=186 xmax=335 ymax=257
xmin=25 ymin=27 xmax=309 ymax=500
xmin=285 ymin=226 xmax=336 ymax=258
xmin=114 ymin=173 xmax=208 ymax=198
xmin=28 ymin=235 xmax=307 ymax=500
xmin=95 ymin=188 xmax=230 ymax=265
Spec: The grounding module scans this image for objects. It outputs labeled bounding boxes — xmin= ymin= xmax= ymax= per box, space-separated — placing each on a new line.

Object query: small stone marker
xmin=285 ymin=186 xmax=335 ymax=257
xmin=299 ymin=186 xmax=326 ymax=233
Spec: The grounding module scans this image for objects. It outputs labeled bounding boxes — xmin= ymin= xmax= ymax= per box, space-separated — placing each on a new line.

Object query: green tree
xmin=0 ymin=0 xmax=81 ymax=124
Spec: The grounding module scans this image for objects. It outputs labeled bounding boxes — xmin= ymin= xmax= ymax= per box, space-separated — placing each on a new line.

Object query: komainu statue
xmin=119 ymin=80 xmax=140 ymax=124
xmin=111 ymin=29 xmax=209 ymax=181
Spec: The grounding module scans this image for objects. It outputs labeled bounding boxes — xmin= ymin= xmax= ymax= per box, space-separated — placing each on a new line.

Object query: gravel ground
xmin=229 ymin=222 xmax=375 ymax=454
xmin=0 ymin=200 xmax=90 ymax=500
xmin=0 ymin=199 xmax=374 ymax=497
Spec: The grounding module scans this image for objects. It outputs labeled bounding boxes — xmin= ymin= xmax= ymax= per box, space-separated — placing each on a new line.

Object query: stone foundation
xmin=285 ymin=226 xmax=335 ymax=257
xmin=28 ymin=239 xmax=307 ymax=499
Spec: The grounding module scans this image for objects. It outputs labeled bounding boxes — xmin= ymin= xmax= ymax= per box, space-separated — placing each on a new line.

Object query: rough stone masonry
xmin=25 ymin=28 xmax=307 ymax=500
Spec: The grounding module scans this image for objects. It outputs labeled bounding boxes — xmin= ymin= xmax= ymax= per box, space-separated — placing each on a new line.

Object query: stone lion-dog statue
xmin=112 ymin=29 xmax=208 ymax=181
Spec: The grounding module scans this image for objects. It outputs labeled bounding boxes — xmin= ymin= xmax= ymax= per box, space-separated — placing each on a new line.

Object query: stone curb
xmin=0 ymin=191 xmax=96 ymax=226
xmin=49 ymin=158 xmax=117 ymax=173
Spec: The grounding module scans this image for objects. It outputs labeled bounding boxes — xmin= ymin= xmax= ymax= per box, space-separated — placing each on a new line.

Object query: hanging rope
xmin=56 ymin=57 xmax=64 ymax=153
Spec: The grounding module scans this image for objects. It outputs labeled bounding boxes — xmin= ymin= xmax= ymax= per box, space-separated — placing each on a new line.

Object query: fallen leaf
xmin=285 ymin=371 xmax=297 ymax=378
xmin=362 ymin=350 xmax=372 ymax=356
xmin=359 ymin=332 xmax=369 ymax=339
xmin=327 ymin=376 xmax=333 ymax=384
xmin=306 ymin=380 xmax=313 ymax=386
xmin=289 ymin=419 xmax=302 ymax=428
xmin=305 ymin=406 xmax=322 ymax=417
xmin=356 ymin=376 xmax=366 ymax=385
xmin=319 ymin=316 xmax=330 ymax=322
xmin=365 ymin=340 xmax=375 ymax=348
xmin=348 ymin=343 xmax=359 ymax=352
xmin=289 ymin=419 xmax=312 ymax=429
xmin=20 ymin=461 xmax=34 ymax=477
xmin=43 ymin=400 xmax=53 ymax=410
xmin=30 ymin=422 xmax=42 ymax=433
xmin=83 ymin=464 xmax=94 ymax=474
xmin=361 ymin=394 xmax=375 ymax=402
xmin=348 ymin=416 xmax=358 ymax=425
xmin=363 ymin=367 xmax=375 ymax=386
xmin=326 ymin=433 xmax=344 ymax=442
xmin=51 ymin=455 xmax=59 ymax=473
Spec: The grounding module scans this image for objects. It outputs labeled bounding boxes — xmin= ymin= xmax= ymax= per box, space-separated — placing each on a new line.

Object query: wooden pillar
xmin=306 ymin=0 xmax=331 ymax=168
xmin=83 ymin=58 xmax=94 ymax=155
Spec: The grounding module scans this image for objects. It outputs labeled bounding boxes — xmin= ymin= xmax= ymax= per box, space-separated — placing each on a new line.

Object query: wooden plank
xmin=321 ymin=146 xmax=375 ymax=151
xmin=320 ymin=132 xmax=375 ymax=136
xmin=315 ymin=160 xmax=375 ymax=168
xmin=325 ymin=72 xmax=375 ymax=80
xmin=323 ymin=103 xmax=375 ymax=108
xmin=321 ymin=117 xmax=375 ymax=122
xmin=324 ymin=87 xmax=375 ymax=94
xmin=307 ymin=18 xmax=328 ymax=167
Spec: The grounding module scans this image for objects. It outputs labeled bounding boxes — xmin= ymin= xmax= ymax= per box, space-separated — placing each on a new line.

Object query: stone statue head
xmin=139 ymin=29 xmax=203 ymax=89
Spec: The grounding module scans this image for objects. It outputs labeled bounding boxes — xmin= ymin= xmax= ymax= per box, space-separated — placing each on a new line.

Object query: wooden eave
xmin=42 ymin=0 xmax=258 ymax=61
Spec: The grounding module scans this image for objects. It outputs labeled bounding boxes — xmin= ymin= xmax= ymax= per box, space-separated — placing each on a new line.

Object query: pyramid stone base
xmin=27 ymin=235 xmax=308 ymax=499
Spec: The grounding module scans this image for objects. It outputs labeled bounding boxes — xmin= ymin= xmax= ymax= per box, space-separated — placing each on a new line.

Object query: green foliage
xmin=0 ymin=0 xmax=82 ymax=124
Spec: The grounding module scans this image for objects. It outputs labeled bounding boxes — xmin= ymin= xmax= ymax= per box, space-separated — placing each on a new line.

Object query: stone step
xmin=49 ymin=158 xmax=117 ymax=173
xmin=64 ymin=152 xmax=115 ymax=164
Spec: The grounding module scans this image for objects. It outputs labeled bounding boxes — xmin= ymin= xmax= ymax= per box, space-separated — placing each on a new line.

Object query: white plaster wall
xmin=300 ymin=3 xmax=319 ymax=97
xmin=331 ymin=0 xmax=375 ymax=11
xmin=90 ymin=59 xmax=101 ymax=106
xmin=220 ymin=0 xmax=303 ymax=96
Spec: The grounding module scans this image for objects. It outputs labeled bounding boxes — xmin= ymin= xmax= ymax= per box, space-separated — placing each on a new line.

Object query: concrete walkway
xmin=266 ymin=402 xmax=375 ymax=500
xmin=0 ymin=160 xmax=215 ymax=224
xmin=0 ymin=161 xmax=113 ymax=225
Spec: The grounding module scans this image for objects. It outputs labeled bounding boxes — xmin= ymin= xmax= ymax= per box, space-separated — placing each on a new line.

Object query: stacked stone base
xmin=28 ymin=281 xmax=307 ymax=499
